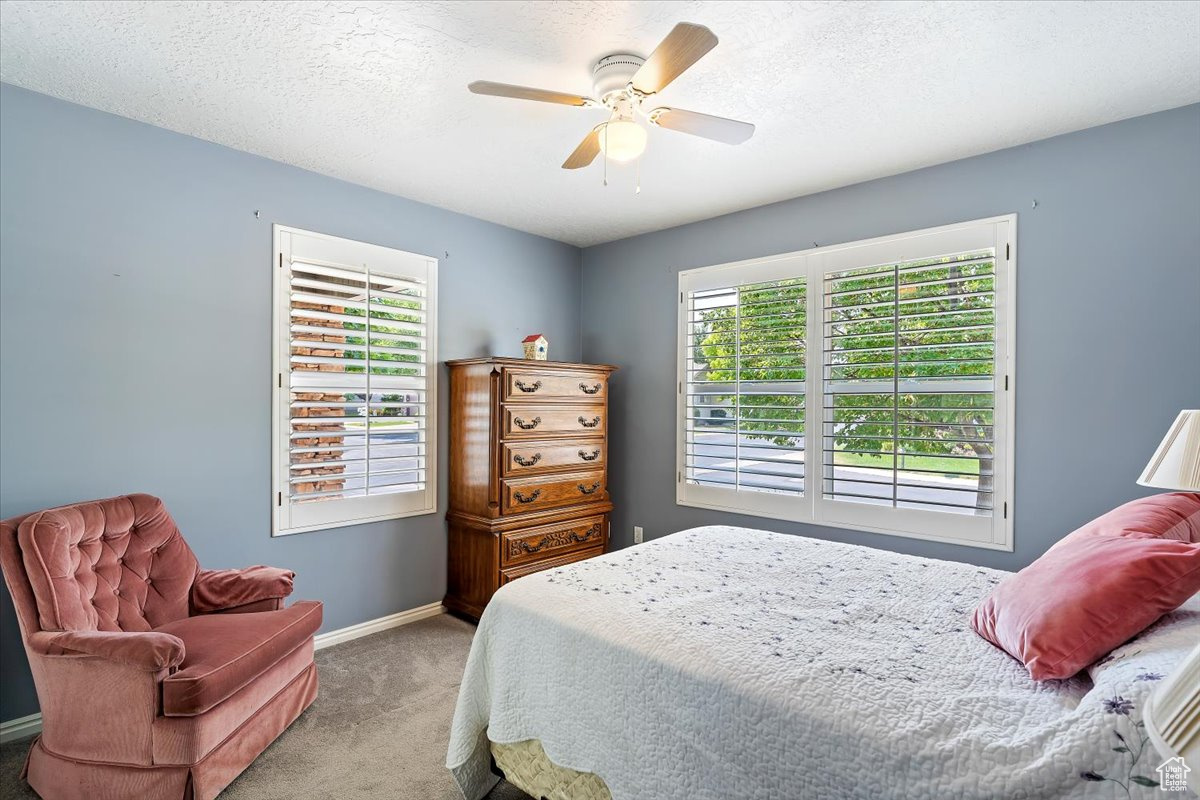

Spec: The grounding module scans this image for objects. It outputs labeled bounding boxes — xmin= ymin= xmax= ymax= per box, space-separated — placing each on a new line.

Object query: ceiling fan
xmin=468 ymin=22 xmax=755 ymax=173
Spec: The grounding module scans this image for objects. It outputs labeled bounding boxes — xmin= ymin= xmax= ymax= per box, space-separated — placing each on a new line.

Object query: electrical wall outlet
xmin=633 ymin=526 xmax=644 ymax=544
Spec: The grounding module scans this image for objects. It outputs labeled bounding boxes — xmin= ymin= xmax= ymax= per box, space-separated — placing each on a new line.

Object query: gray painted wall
xmin=0 ymin=84 xmax=582 ymax=720
xmin=581 ymin=104 xmax=1200 ymax=572
xmin=3 ymin=84 xmax=1197 ymax=723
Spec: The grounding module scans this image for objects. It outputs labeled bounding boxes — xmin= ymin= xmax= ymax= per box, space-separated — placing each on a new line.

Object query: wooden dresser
xmin=444 ymin=358 xmax=617 ymax=620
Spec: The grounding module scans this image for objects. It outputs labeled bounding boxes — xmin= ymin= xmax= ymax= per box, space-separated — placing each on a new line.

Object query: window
xmin=682 ymin=257 xmax=810 ymax=523
xmin=272 ymin=226 xmax=437 ymax=536
xmin=677 ymin=216 xmax=1014 ymax=550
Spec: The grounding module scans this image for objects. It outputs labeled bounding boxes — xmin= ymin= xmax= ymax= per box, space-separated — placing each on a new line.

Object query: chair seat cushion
xmin=157 ymin=600 xmax=322 ymax=716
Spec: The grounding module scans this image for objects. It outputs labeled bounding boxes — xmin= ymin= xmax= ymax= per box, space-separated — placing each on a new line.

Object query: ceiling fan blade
xmin=631 ymin=23 xmax=718 ymax=95
xmin=468 ymin=80 xmax=596 ymax=107
xmin=562 ymin=128 xmax=602 ymax=169
xmin=647 ymin=107 xmax=755 ymax=145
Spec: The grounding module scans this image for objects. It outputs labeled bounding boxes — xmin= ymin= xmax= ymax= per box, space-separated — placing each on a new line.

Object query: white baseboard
xmin=0 ymin=712 xmax=41 ymax=745
xmin=313 ymin=600 xmax=446 ymax=650
xmin=0 ymin=600 xmax=447 ymax=744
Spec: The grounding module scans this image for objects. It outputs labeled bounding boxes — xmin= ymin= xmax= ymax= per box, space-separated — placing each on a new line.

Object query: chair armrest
xmin=29 ymin=629 xmax=186 ymax=671
xmin=207 ymin=597 xmax=285 ymax=614
xmin=191 ymin=565 xmax=295 ymax=614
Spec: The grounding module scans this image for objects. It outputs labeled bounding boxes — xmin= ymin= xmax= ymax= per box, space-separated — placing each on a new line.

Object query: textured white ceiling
xmin=2 ymin=1 xmax=1198 ymax=246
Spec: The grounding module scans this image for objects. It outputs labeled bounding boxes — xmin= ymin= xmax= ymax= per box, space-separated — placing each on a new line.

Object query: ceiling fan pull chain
xmin=603 ymin=124 xmax=609 ymax=187
xmin=636 ymin=155 xmax=641 ymax=195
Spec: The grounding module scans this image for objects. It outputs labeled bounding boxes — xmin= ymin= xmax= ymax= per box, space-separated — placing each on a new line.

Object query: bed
xmin=447 ymin=526 xmax=1200 ymax=799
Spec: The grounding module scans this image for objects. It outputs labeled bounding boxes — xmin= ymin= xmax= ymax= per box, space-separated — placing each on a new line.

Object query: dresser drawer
xmin=503 ymin=368 xmax=608 ymax=402
xmin=503 ymin=440 xmax=606 ymax=476
xmin=501 ymin=515 xmax=606 ymax=567
xmin=502 ymin=405 xmax=606 ymax=438
xmin=502 ymin=469 xmax=607 ymax=514
xmin=500 ymin=545 xmax=605 ymax=585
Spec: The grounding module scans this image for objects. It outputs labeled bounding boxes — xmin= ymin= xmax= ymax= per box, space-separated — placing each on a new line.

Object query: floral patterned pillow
xmin=1077 ymin=596 xmax=1199 ymax=794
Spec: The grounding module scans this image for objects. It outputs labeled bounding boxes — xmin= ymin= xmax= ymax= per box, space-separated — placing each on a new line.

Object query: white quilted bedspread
xmin=447 ymin=526 xmax=1200 ymax=800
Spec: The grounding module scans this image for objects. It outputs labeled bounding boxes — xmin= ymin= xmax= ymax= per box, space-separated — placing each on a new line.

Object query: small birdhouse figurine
xmin=522 ymin=334 xmax=549 ymax=360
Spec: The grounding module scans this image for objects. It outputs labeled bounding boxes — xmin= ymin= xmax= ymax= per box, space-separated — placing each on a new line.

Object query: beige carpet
xmin=0 ymin=614 xmax=529 ymax=800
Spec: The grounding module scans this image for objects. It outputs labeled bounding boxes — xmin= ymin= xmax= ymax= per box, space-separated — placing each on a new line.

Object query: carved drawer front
xmin=501 ymin=469 xmax=607 ymax=515
xmin=503 ymin=369 xmax=608 ymax=402
xmin=503 ymin=440 xmax=606 ymax=477
xmin=500 ymin=545 xmax=605 ymax=585
xmin=501 ymin=515 xmax=606 ymax=567
xmin=502 ymin=405 xmax=606 ymax=438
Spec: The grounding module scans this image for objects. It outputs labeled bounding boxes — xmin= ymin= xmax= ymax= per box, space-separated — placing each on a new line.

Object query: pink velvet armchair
xmin=0 ymin=494 xmax=323 ymax=800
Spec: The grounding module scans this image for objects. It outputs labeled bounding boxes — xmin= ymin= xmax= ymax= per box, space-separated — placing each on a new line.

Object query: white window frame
xmin=272 ymin=225 xmax=438 ymax=536
xmin=676 ymin=215 xmax=1016 ymax=551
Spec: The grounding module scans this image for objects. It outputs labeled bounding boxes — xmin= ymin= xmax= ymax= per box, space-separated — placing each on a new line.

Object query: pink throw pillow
xmin=1052 ymin=492 xmax=1200 ymax=546
xmin=972 ymin=533 xmax=1200 ymax=680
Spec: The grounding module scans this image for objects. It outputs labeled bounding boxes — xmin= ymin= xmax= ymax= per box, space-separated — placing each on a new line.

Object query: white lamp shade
xmin=1138 ymin=410 xmax=1200 ymax=491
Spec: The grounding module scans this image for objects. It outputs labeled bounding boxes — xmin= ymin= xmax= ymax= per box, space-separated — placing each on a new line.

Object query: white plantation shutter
xmin=678 ymin=257 xmax=810 ymax=521
xmin=679 ymin=217 xmax=1014 ymax=549
xmin=822 ymin=252 xmax=997 ymax=511
xmin=273 ymin=226 xmax=437 ymax=536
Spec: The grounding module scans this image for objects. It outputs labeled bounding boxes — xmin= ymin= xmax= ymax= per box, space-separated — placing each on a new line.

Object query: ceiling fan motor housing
xmin=592 ymin=54 xmax=645 ymax=100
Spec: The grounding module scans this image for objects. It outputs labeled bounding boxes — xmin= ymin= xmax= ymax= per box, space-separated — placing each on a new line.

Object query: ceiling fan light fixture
xmin=599 ymin=119 xmax=647 ymax=163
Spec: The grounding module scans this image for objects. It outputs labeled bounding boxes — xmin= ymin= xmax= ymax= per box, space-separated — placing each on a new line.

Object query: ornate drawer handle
xmin=577 ymin=482 xmax=602 ymax=495
xmin=515 ymin=380 xmax=542 ymax=393
xmin=579 ymin=382 xmax=602 ymax=394
xmin=515 ymin=536 xmax=551 ymax=555
xmin=578 ymin=449 xmax=601 ymax=462
xmin=570 ymin=524 xmax=602 ymax=543
xmin=578 ymin=416 xmax=601 ymax=428
xmin=513 ymin=489 xmax=542 ymax=504
xmin=510 ymin=524 xmax=600 ymax=557
xmin=514 ymin=416 xmax=541 ymax=430
xmin=513 ymin=453 xmax=542 ymax=467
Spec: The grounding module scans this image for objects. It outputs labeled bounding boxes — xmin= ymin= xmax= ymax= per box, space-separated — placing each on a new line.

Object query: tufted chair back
xmin=14 ymin=494 xmax=199 ymax=633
